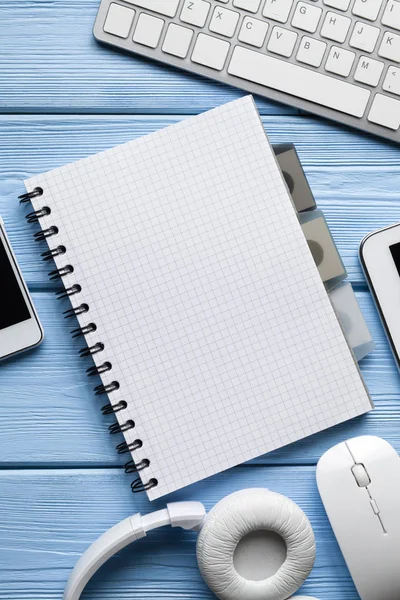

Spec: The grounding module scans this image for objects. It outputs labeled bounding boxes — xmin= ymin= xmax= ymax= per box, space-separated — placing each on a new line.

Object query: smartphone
xmin=0 ymin=217 xmax=43 ymax=360
xmin=360 ymin=223 xmax=400 ymax=370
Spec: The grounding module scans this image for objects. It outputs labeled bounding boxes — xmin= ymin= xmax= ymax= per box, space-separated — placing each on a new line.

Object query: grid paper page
xmin=26 ymin=96 xmax=372 ymax=500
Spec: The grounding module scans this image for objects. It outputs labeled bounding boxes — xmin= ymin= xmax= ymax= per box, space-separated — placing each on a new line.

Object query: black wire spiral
xmin=56 ymin=284 xmax=82 ymax=299
xmin=101 ymin=400 xmax=127 ymax=415
xmin=19 ymin=187 xmax=157 ymax=494
xmin=64 ymin=304 xmax=89 ymax=319
xmin=86 ymin=361 xmax=112 ymax=376
xmin=41 ymin=246 xmax=66 ymax=262
xmin=19 ymin=187 xmax=43 ymax=203
xmin=26 ymin=206 xmax=51 ymax=223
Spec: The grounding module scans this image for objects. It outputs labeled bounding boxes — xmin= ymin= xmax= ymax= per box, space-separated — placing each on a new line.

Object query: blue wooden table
xmin=1 ymin=2 xmax=400 ymax=599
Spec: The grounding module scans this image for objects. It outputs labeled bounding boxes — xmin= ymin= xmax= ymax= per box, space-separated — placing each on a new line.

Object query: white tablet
xmin=360 ymin=223 xmax=400 ymax=369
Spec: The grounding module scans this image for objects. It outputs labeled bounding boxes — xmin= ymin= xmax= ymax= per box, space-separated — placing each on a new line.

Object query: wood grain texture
xmin=0 ymin=0 xmax=295 ymax=115
xmin=1 ymin=5 xmax=399 ymax=598
xmin=0 ymin=467 xmax=361 ymax=600
xmin=1 ymin=115 xmax=399 ymax=288
xmin=1 ymin=290 xmax=398 ymax=466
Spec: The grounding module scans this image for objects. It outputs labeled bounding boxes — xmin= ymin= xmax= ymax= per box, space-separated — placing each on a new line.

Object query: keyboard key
xmin=354 ymin=56 xmax=384 ymax=86
xmin=238 ymin=16 xmax=269 ymax=47
xmin=383 ymin=66 xmax=400 ymax=95
xmin=352 ymin=0 xmax=383 ymax=21
xmin=180 ymin=0 xmax=210 ymax=27
xmin=349 ymin=22 xmax=380 ymax=53
xmin=379 ymin=32 xmax=400 ymax=62
xmin=233 ymin=0 xmax=261 ymax=12
xmin=296 ymin=36 xmax=327 ymax=67
xmin=382 ymin=0 xmax=400 ymax=31
xmin=162 ymin=23 xmax=193 ymax=57
xmin=368 ymin=94 xmax=400 ymax=130
xmin=209 ymin=6 xmax=240 ymax=37
xmin=191 ymin=33 xmax=230 ymax=69
xmin=228 ymin=46 xmax=370 ymax=117
xmin=103 ymin=3 xmax=135 ymax=38
xmin=323 ymin=0 xmax=351 ymax=10
xmin=321 ymin=11 xmax=351 ymax=43
xmin=292 ymin=2 xmax=322 ymax=33
xmin=133 ymin=13 xmax=164 ymax=47
xmin=263 ymin=0 xmax=294 ymax=23
xmin=325 ymin=45 xmax=355 ymax=76
xmin=267 ymin=26 xmax=298 ymax=57
xmin=123 ymin=0 xmax=179 ymax=17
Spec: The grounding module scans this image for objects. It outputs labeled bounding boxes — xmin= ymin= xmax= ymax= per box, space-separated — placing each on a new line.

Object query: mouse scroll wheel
xmin=351 ymin=463 xmax=371 ymax=487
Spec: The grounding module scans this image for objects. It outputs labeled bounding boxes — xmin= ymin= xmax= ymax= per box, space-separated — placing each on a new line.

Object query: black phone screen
xmin=0 ymin=235 xmax=30 ymax=330
xmin=390 ymin=241 xmax=400 ymax=279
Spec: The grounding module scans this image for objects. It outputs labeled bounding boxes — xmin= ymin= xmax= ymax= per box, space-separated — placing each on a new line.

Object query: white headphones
xmin=64 ymin=488 xmax=319 ymax=600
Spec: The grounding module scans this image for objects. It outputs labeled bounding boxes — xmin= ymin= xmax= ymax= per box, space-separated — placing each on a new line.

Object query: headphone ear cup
xmin=196 ymin=489 xmax=316 ymax=600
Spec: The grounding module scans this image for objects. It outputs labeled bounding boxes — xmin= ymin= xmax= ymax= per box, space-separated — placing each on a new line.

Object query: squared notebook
xmin=22 ymin=96 xmax=372 ymax=500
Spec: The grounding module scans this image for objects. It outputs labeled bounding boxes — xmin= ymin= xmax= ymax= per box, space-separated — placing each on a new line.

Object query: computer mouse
xmin=317 ymin=436 xmax=400 ymax=600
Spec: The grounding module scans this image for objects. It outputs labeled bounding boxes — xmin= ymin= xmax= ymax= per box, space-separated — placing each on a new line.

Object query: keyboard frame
xmin=94 ymin=0 xmax=399 ymax=144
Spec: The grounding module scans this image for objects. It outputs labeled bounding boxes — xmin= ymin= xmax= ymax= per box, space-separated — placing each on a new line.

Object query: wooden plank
xmin=1 ymin=290 xmax=398 ymax=467
xmin=1 ymin=115 xmax=398 ymax=288
xmin=0 ymin=0 xmax=294 ymax=115
xmin=0 ymin=466 xmax=360 ymax=599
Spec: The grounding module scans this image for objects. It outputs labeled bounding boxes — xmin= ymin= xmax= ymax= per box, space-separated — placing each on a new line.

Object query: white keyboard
xmin=94 ymin=0 xmax=400 ymax=143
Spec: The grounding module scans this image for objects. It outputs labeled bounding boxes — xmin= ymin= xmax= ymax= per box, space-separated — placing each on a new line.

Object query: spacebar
xmin=228 ymin=47 xmax=370 ymax=118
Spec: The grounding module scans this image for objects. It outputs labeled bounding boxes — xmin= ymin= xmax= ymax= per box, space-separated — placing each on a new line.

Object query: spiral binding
xmin=109 ymin=419 xmax=135 ymax=434
xmin=19 ymin=187 xmax=43 ymax=203
xmin=101 ymin=400 xmax=127 ymax=415
xmin=79 ymin=342 xmax=104 ymax=357
xmin=19 ymin=187 xmax=157 ymax=495
xmin=41 ymin=246 xmax=66 ymax=262
xmin=56 ymin=284 xmax=82 ymax=299
xmin=49 ymin=265 xmax=74 ymax=280
xmin=34 ymin=226 xmax=59 ymax=241
xmin=117 ymin=439 xmax=143 ymax=454
xmin=94 ymin=381 xmax=120 ymax=395
xmin=131 ymin=478 xmax=158 ymax=493
xmin=125 ymin=458 xmax=150 ymax=473
xmin=64 ymin=304 xmax=89 ymax=319
xmin=71 ymin=322 xmax=97 ymax=338
xmin=26 ymin=206 xmax=51 ymax=223
xmin=86 ymin=361 xmax=112 ymax=376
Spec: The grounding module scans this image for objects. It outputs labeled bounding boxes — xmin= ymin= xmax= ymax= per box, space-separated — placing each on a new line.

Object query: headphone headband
xmin=64 ymin=502 xmax=206 ymax=600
